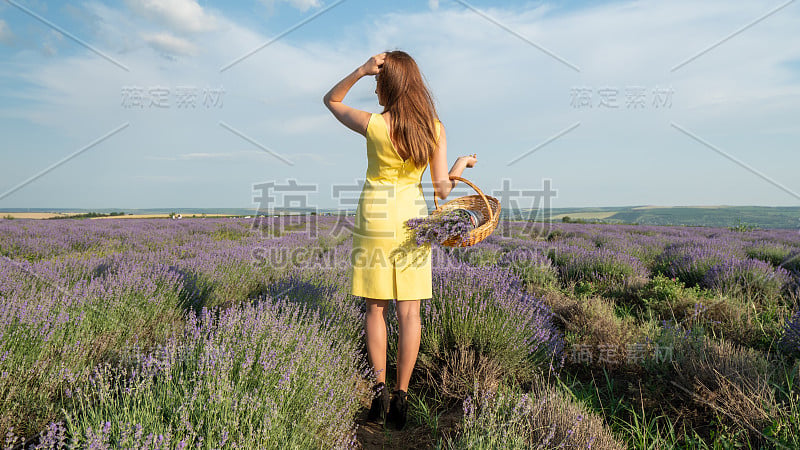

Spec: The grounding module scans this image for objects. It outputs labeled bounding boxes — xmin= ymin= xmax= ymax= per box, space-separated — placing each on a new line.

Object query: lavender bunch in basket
xmin=405 ymin=209 xmax=479 ymax=246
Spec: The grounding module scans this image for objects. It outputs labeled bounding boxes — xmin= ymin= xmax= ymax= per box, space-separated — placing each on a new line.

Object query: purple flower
xmin=779 ymin=309 xmax=800 ymax=357
xmin=405 ymin=209 xmax=478 ymax=246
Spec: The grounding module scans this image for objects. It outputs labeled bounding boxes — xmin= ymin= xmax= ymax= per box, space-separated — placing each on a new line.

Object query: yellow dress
xmin=349 ymin=112 xmax=441 ymax=300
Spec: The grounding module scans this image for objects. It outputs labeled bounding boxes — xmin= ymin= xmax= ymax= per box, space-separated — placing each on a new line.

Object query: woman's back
xmin=363 ymin=112 xmax=441 ymax=185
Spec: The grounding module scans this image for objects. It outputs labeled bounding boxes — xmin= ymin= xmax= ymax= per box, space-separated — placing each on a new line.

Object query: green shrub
xmin=507 ymin=252 xmax=559 ymax=291
xmin=548 ymin=246 xmax=648 ymax=290
xmin=449 ymin=379 xmax=625 ymax=449
xmin=745 ymin=241 xmax=795 ymax=267
xmin=640 ymin=274 xmax=702 ymax=303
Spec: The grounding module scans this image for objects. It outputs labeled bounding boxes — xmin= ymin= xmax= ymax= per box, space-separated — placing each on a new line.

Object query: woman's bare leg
xmin=365 ymin=298 xmax=390 ymax=384
xmin=394 ymin=300 xmax=421 ymax=392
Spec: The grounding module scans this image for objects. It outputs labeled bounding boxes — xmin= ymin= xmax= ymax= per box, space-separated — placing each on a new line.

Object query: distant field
xmin=1 ymin=213 xmax=237 ymax=219
xmin=0 ymin=212 xmax=82 ymax=219
xmin=551 ymin=211 xmax=618 ymax=220
xmin=631 ymin=205 xmax=724 ymax=210
xmin=4 ymin=206 xmax=799 ymax=229
xmin=91 ymin=213 xmax=234 ymax=219
xmin=546 ymin=205 xmax=800 ymax=229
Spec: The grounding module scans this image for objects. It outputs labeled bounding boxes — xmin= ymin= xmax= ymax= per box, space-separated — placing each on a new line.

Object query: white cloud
xmin=293 ymin=152 xmax=337 ymax=166
xmin=261 ymin=0 xmax=322 ymax=13
xmin=0 ymin=19 xmax=13 ymax=45
xmin=145 ymin=151 xmax=265 ymax=161
xmin=124 ymin=0 xmax=219 ymax=33
xmin=40 ymin=29 xmax=64 ymax=56
xmin=129 ymin=174 xmax=197 ymax=182
xmin=278 ymin=113 xmax=336 ymax=134
xmin=142 ymin=32 xmax=197 ymax=56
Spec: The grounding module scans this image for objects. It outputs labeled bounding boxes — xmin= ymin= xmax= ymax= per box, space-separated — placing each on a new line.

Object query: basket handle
xmin=431 ymin=171 xmax=494 ymax=223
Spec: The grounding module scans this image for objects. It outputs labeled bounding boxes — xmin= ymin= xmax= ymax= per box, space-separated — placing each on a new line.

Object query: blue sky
xmin=0 ymin=0 xmax=799 ymax=210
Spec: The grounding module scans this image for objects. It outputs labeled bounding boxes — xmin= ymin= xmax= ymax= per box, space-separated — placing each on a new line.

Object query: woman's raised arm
xmin=323 ymin=53 xmax=385 ymax=136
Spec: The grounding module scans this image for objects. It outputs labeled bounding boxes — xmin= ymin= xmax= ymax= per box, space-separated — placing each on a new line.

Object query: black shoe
xmin=367 ymin=382 xmax=389 ymax=425
xmin=387 ymin=389 xmax=408 ymax=430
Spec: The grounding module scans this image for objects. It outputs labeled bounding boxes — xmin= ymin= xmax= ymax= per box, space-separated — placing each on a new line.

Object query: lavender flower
xmin=405 ymin=209 xmax=478 ymax=246
xmin=779 ymin=309 xmax=800 ymax=357
xmin=1 ymin=216 xmax=798 ymax=447
xmin=704 ymin=256 xmax=792 ymax=299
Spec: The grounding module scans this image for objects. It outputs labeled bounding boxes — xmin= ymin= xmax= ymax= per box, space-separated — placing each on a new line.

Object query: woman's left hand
xmin=360 ymin=53 xmax=386 ymax=76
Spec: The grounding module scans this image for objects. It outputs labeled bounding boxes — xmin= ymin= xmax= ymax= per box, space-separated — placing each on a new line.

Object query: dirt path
xmin=355 ymin=406 xmax=462 ymax=449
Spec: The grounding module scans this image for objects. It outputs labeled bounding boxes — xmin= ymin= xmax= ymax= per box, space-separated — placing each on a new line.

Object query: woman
xmin=323 ymin=50 xmax=477 ymax=428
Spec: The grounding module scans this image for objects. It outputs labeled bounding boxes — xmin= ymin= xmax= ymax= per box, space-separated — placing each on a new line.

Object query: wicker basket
xmin=430 ymin=175 xmax=501 ymax=247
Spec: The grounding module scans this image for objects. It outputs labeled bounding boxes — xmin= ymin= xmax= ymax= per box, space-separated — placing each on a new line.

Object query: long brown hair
xmin=377 ymin=50 xmax=440 ymax=170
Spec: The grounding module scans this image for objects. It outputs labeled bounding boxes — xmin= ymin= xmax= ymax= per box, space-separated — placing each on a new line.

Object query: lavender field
xmin=1 ymin=216 xmax=800 ymax=449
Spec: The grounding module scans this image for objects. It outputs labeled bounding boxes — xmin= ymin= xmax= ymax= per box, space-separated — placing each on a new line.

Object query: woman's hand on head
xmin=460 ymin=154 xmax=477 ymax=168
xmin=360 ymin=53 xmax=386 ymax=76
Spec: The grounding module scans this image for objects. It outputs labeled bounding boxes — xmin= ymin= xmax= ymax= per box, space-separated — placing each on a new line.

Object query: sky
xmin=0 ymin=0 xmax=799 ymax=211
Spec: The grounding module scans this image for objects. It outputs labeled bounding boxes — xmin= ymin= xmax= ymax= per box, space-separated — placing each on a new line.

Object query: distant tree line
xmin=562 ymin=216 xmax=599 ymax=224
xmin=49 ymin=211 xmax=128 ymax=219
